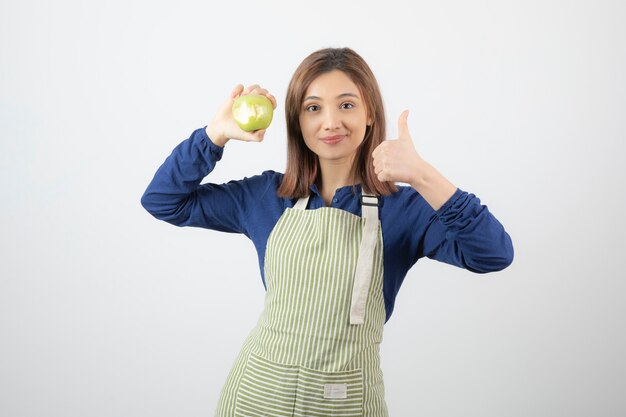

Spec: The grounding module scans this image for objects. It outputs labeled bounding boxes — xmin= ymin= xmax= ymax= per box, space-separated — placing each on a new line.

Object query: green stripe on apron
xmin=216 ymin=193 xmax=388 ymax=416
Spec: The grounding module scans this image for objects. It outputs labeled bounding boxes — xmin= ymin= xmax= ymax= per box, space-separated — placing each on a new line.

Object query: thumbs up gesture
xmin=372 ymin=110 xmax=457 ymax=210
xmin=372 ymin=110 xmax=423 ymax=185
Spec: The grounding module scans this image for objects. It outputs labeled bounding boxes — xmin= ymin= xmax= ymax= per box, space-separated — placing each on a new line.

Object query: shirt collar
xmin=309 ymin=183 xmax=363 ymax=197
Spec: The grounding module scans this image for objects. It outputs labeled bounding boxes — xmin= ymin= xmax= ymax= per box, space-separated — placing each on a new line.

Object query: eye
xmin=340 ymin=102 xmax=355 ymax=110
xmin=305 ymin=104 xmax=320 ymax=112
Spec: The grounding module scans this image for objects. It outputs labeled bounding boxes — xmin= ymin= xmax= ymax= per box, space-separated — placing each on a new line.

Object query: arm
xmin=141 ymin=84 xmax=278 ymax=233
xmin=425 ymin=189 xmax=514 ymax=273
xmin=374 ymin=111 xmax=513 ymax=272
xmin=140 ymin=128 xmax=246 ymax=233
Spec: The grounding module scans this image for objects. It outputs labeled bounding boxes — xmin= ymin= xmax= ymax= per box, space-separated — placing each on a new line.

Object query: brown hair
xmin=277 ymin=47 xmax=397 ymax=198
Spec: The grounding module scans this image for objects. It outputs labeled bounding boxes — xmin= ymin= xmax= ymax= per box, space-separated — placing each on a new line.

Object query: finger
xmin=250 ymin=87 xmax=268 ymax=96
xmin=243 ymin=84 xmax=261 ymax=95
xmin=252 ymin=129 xmax=266 ymax=142
xmin=397 ymin=110 xmax=411 ymax=141
xmin=373 ymin=156 xmax=384 ymax=175
xmin=371 ymin=141 xmax=384 ymax=159
xmin=267 ymin=93 xmax=278 ymax=109
xmin=230 ymin=84 xmax=244 ymax=99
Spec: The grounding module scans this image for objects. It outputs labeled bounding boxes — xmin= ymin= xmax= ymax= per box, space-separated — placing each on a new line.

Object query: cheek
xmin=300 ymin=117 xmax=321 ymax=144
xmin=298 ymin=116 xmax=311 ymax=134
xmin=299 ymin=123 xmax=316 ymax=150
xmin=349 ymin=116 xmax=368 ymax=139
xmin=299 ymin=123 xmax=312 ymax=143
xmin=348 ymin=111 xmax=368 ymax=128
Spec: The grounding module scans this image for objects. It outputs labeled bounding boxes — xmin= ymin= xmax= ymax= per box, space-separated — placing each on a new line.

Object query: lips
xmin=320 ymin=135 xmax=345 ymax=145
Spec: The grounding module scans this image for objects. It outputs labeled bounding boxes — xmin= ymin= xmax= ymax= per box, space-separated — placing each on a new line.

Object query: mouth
xmin=320 ymin=135 xmax=345 ymax=145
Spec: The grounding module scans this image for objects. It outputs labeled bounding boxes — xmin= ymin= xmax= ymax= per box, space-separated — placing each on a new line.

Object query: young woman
xmin=141 ymin=47 xmax=513 ymax=417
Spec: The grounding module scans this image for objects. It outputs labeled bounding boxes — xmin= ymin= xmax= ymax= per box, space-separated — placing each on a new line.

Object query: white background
xmin=1 ymin=0 xmax=625 ymax=416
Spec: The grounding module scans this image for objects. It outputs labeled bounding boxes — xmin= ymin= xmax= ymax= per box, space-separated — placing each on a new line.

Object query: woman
xmin=141 ymin=47 xmax=513 ymax=416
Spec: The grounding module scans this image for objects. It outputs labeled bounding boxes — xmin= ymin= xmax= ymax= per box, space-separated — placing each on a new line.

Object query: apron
xmin=215 ymin=192 xmax=388 ymax=416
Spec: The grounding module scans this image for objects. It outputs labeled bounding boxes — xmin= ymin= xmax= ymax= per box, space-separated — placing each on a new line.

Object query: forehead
xmin=304 ymin=70 xmax=360 ymax=98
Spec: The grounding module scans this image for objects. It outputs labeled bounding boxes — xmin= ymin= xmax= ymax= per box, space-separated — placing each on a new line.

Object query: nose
xmin=322 ymin=108 xmax=342 ymax=131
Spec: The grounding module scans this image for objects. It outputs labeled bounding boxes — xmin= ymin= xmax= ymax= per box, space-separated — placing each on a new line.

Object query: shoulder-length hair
xmin=277 ymin=47 xmax=397 ymax=198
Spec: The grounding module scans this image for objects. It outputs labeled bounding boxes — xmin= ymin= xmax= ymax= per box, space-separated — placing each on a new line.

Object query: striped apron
xmin=215 ymin=193 xmax=388 ymax=416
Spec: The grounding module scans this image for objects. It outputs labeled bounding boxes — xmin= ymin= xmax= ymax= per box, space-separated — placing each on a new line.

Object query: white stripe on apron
xmin=215 ymin=191 xmax=388 ymax=416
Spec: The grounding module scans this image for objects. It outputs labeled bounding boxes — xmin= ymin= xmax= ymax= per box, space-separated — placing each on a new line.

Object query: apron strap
xmin=293 ymin=195 xmax=310 ymax=210
xmin=350 ymin=192 xmax=379 ymax=325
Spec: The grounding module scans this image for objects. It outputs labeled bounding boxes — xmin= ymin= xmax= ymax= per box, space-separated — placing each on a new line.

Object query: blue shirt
xmin=141 ymin=127 xmax=514 ymax=321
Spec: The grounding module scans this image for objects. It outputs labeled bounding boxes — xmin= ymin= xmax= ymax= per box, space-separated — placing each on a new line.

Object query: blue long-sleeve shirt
xmin=141 ymin=127 xmax=514 ymax=322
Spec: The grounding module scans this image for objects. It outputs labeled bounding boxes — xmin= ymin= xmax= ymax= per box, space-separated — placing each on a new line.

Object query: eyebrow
xmin=303 ymin=92 xmax=360 ymax=101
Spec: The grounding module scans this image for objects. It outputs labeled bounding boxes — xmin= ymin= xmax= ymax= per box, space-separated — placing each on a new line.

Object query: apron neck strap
xmin=360 ymin=187 xmax=379 ymax=219
xmin=350 ymin=188 xmax=379 ymax=325
xmin=293 ymin=195 xmax=310 ymax=210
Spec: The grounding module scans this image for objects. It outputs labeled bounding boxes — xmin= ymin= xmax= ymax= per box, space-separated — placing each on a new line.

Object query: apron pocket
xmin=294 ymin=365 xmax=364 ymax=416
xmin=235 ymin=353 xmax=364 ymax=417
xmin=235 ymin=353 xmax=298 ymax=417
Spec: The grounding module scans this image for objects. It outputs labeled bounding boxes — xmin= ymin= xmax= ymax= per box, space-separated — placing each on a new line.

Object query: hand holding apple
xmin=205 ymin=84 xmax=277 ymax=147
xmin=232 ymin=94 xmax=274 ymax=132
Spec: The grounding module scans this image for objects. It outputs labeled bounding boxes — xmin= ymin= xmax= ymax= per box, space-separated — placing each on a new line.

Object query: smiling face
xmin=298 ymin=70 xmax=372 ymax=168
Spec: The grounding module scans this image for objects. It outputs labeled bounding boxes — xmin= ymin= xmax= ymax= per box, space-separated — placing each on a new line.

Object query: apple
xmin=231 ymin=94 xmax=274 ymax=132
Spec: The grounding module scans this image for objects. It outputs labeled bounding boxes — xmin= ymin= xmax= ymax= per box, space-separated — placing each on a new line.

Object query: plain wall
xmin=1 ymin=0 xmax=625 ymax=416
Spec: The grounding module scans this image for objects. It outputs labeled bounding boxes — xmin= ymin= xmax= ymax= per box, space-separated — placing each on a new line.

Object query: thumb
xmin=397 ymin=110 xmax=411 ymax=141
xmin=242 ymin=128 xmax=267 ymax=142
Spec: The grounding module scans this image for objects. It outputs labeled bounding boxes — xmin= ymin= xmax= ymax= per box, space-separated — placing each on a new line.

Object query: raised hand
xmin=372 ymin=110 xmax=457 ymax=210
xmin=372 ymin=110 xmax=422 ymax=185
xmin=205 ymin=84 xmax=277 ymax=147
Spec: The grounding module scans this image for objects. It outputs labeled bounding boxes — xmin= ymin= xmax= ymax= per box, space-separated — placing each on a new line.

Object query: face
xmin=299 ymin=70 xmax=371 ymax=167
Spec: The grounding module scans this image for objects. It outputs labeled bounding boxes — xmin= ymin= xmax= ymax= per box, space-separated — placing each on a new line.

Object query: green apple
xmin=231 ymin=94 xmax=274 ymax=132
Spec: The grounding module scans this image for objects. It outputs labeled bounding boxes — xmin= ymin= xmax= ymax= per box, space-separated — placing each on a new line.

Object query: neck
xmin=317 ymin=157 xmax=359 ymax=206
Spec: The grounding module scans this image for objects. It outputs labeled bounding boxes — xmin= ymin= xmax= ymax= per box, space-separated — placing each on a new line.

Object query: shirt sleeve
xmin=140 ymin=127 xmax=267 ymax=236
xmin=424 ymin=189 xmax=514 ymax=273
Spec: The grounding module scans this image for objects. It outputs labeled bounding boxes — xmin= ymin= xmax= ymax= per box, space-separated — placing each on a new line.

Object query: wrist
xmin=409 ymin=162 xmax=457 ymax=211
xmin=205 ymin=126 xmax=229 ymax=148
xmin=407 ymin=159 xmax=433 ymax=190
